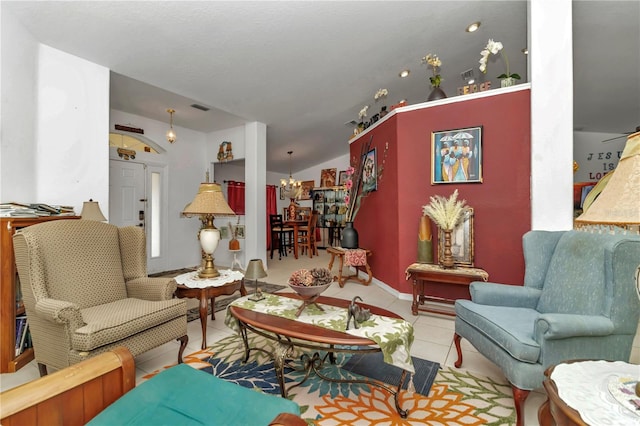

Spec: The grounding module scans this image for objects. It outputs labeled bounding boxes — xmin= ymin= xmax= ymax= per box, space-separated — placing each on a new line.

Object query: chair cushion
xmin=73 ymin=298 xmax=186 ymax=351
xmin=456 ymin=299 xmax=541 ymax=363
xmin=88 ymin=363 xmax=300 ymax=425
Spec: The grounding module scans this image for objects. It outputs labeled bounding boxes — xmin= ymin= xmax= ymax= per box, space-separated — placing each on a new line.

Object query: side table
xmin=539 ymin=360 xmax=640 ymax=426
xmin=174 ymin=270 xmax=246 ymax=349
xmin=405 ymin=263 xmax=488 ymax=316
xmin=326 ymin=246 xmax=372 ymax=287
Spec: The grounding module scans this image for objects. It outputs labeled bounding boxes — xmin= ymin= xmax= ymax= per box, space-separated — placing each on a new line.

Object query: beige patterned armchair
xmin=13 ymin=220 xmax=188 ymax=375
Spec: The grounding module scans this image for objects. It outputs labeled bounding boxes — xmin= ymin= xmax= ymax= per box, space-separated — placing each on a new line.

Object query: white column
xmin=244 ymin=122 xmax=267 ymax=267
xmin=529 ymin=0 xmax=574 ymax=230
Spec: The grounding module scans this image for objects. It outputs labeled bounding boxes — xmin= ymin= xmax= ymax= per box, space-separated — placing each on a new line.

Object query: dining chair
xmin=298 ymin=212 xmax=318 ymax=258
xmin=270 ymin=214 xmax=293 ymax=260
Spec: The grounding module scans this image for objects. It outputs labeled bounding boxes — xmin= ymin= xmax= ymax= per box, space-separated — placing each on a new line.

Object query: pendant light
xmin=166 ymin=108 xmax=176 ymax=143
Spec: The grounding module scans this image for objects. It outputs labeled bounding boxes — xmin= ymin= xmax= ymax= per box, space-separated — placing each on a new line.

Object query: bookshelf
xmin=0 ymin=216 xmax=80 ymax=373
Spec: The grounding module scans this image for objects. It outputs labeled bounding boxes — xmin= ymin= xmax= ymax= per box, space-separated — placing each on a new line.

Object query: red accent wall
xmin=351 ymin=89 xmax=531 ymax=294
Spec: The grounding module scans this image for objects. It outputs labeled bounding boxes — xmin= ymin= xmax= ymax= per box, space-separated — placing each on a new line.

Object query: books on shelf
xmin=15 ymin=315 xmax=30 ymax=356
xmin=0 ymin=202 xmax=76 ymax=217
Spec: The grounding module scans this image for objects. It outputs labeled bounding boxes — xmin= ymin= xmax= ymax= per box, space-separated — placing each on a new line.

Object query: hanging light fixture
xmin=281 ymin=151 xmax=302 ymax=219
xmin=166 ymin=108 xmax=176 ymax=143
xmin=281 ymin=151 xmax=302 ymax=195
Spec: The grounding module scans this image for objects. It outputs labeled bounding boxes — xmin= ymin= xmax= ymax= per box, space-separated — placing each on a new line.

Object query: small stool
xmin=326 ymin=246 xmax=373 ymax=288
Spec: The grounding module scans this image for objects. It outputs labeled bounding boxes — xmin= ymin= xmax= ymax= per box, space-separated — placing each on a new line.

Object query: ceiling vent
xmin=191 ymin=104 xmax=210 ymax=111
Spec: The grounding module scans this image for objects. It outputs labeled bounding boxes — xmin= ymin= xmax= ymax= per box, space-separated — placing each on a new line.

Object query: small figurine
xmin=346 ymin=296 xmax=371 ymax=330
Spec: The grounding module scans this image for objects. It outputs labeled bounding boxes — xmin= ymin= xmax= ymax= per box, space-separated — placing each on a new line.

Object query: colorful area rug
xmin=143 ymin=333 xmax=516 ymax=425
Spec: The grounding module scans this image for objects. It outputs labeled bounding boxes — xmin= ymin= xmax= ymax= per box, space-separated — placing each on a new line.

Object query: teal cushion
xmin=456 ymin=300 xmax=541 ymax=363
xmin=88 ymin=364 xmax=300 ymax=425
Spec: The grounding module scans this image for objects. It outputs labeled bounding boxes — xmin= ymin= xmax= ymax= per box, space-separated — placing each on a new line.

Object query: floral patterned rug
xmin=144 ymin=333 xmax=516 ymax=425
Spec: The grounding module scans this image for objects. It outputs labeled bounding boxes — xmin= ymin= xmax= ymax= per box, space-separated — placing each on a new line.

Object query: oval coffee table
xmin=228 ymin=294 xmax=410 ymax=418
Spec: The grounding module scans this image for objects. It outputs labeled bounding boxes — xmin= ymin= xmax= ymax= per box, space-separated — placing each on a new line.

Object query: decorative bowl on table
xmin=288 ymin=268 xmax=334 ymax=316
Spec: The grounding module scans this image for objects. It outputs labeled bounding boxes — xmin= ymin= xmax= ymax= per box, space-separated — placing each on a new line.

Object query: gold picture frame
xmin=438 ymin=207 xmax=474 ymax=267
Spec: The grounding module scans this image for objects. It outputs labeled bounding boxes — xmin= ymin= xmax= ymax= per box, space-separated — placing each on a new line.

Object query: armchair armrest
xmin=534 ymin=313 xmax=614 ymax=340
xmin=470 ymin=282 xmax=541 ymax=308
xmin=35 ymin=298 xmax=85 ymax=330
xmin=126 ymin=277 xmax=177 ymax=301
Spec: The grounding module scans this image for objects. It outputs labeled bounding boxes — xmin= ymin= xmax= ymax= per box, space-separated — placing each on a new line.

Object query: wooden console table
xmin=327 ymin=247 xmax=372 ymax=287
xmin=405 ymin=263 xmax=488 ymax=316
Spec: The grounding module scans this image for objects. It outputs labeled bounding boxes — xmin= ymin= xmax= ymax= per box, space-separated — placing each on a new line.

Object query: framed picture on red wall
xmin=431 ymin=126 xmax=483 ymax=184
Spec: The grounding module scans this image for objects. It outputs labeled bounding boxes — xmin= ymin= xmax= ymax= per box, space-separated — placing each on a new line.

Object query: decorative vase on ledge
xmin=427 ymin=86 xmax=447 ymax=101
xmin=440 ymin=229 xmax=455 ymax=269
xmin=500 ymin=77 xmax=516 ymax=88
xmin=341 ymin=222 xmax=359 ymax=249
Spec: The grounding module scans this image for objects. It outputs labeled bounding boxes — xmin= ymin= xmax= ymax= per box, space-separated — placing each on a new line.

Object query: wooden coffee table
xmin=228 ymin=294 xmax=410 ymax=418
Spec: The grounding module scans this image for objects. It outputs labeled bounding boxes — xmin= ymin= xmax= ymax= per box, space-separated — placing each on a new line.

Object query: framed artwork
xmin=235 ymin=225 xmax=246 ymax=239
xmin=431 ymin=126 xmax=483 ymax=184
xmin=320 ymin=168 xmax=337 ymax=187
xmin=219 ymin=226 xmax=229 ymax=239
xmin=362 ymin=148 xmax=377 ymax=193
xmin=438 ymin=207 xmax=474 ymax=267
xmin=338 ymin=170 xmax=348 ymax=185
xmin=279 ymin=186 xmax=285 ymax=200
xmin=299 ymin=180 xmax=314 ymax=200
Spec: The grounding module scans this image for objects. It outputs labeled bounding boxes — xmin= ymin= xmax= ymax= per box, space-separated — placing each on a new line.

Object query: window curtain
xmin=226 ymin=181 xmax=245 ymax=215
xmin=266 ymin=185 xmax=277 ymax=250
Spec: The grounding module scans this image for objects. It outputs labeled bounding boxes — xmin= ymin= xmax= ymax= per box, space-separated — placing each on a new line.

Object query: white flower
xmin=478 ymin=38 xmax=519 ymax=80
xmin=374 ymin=88 xmax=388 ymax=100
xmin=358 ymin=105 xmax=369 ymax=120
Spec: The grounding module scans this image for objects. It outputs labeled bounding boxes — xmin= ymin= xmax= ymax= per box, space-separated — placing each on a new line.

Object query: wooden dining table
xmin=284 ymin=219 xmax=307 ymax=259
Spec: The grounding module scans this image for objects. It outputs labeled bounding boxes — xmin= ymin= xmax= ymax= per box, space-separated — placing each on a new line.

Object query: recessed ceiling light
xmin=399 ymin=69 xmax=410 ymax=78
xmin=466 ymin=21 xmax=481 ymax=32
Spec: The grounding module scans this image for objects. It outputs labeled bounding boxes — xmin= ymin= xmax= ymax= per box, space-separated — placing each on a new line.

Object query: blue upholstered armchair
xmin=453 ymin=230 xmax=640 ymax=426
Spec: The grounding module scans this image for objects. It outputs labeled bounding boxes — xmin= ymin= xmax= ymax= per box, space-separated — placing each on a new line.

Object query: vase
xmin=341 ymin=222 xmax=359 ymax=249
xmin=417 ymin=216 xmax=433 ymax=263
xmin=228 ymin=238 xmax=240 ymax=250
xmin=441 ymin=229 xmax=455 ymax=269
xmin=427 ymin=87 xmax=447 ymax=101
xmin=501 ymin=77 xmax=516 ymax=88
xmin=288 ymin=199 xmax=298 ymax=220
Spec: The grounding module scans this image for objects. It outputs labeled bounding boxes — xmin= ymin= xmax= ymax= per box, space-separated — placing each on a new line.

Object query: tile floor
xmin=2 ymin=248 xmax=639 ymax=426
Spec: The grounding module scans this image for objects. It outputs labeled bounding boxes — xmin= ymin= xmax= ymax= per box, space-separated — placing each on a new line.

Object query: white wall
xmin=1 ymin=8 xmax=39 ymax=202
xmin=36 ymin=45 xmax=109 ymax=213
xmin=529 ymin=0 xmax=574 ymax=231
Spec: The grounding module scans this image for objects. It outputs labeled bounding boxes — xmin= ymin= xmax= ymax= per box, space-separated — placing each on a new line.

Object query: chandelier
xmin=280 ymin=151 xmax=302 ymax=199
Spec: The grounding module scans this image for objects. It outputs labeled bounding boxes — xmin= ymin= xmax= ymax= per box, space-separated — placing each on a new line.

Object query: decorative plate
xmin=606 ymin=375 xmax=640 ymax=416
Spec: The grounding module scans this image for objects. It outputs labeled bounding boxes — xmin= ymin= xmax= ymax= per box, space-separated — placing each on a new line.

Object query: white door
xmin=109 ymin=160 xmax=146 ymax=229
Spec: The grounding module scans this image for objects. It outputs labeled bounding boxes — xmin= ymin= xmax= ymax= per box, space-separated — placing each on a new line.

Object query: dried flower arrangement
xmin=288 ymin=267 xmax=333 ymax=287
xmin=421 ymin=189 xmax=467 ymax=231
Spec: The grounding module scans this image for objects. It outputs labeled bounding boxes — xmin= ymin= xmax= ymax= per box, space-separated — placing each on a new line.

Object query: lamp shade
xmin=575 ymin=131 xmax=640 ymax=233
xmin=80 ymin=200 xmax=107 ymax=221
xmin=182 ymin=183 xmax=235 ymax=216
xmin=244 ymin=259 xmax=267 ymax=281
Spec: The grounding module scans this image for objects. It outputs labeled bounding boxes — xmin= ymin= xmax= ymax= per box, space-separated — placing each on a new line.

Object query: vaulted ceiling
xmin=4 ymin=1 xmax=639 ymax=173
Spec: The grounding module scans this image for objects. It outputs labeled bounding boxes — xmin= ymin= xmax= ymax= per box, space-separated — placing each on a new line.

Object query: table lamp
xmin=245 ymin=259 xmax=267 ymax=302
xmin=80 ymin=199 xmax=107 ymax=221
xmin=182 ymin=183 xmax=236 ymax=278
